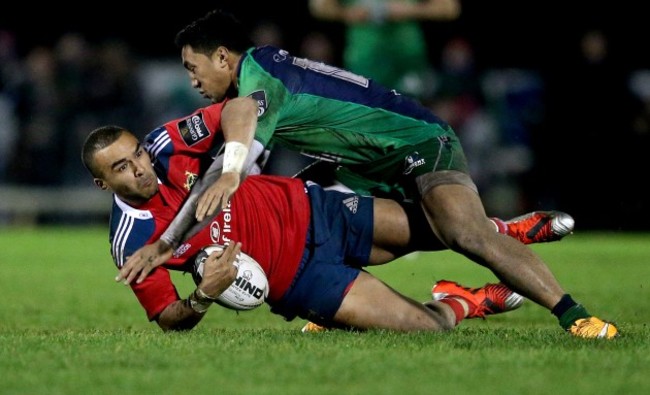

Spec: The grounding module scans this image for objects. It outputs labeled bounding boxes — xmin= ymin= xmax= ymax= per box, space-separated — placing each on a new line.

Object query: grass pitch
xmin=1 ymin=227 xmax=648 ymax=395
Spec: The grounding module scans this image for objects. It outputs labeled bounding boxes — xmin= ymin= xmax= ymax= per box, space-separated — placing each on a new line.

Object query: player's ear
xmin=94 ymin=178 xmax=108 ymax=190
xmin=214 ymin=46 xmax=228 ymax=63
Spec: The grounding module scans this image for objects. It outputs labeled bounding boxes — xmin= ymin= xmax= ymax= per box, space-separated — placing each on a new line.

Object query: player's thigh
xmin=419 ymin=181 xmax=494 ymax=245
xmin=334 ymin=271 xmax=452 ymax=332
xmin=372 ymin=197 xmax=410 ymax=242
xmin=370 ymin=198 xmax=446 ymax=263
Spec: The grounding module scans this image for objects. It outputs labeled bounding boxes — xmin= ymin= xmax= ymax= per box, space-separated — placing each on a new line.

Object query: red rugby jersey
xmin=109 ymin=102 xmax=309 ymax=320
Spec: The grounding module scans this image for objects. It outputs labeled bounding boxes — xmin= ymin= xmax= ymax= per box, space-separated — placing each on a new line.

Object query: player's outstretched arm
xmin=156 ymin=242 xmax=241 ymax=331
xmin=116 ymin=239 xmax=174 ymax=285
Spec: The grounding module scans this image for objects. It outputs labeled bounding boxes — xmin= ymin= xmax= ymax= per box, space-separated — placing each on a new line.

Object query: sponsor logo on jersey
xmin=183 ymin=171 xmax=198 ymax=191
xmin=247 ymin=90 xmax=268 ymax=117
xmin=209 ymin=201 xmax=233 ymax=244
xmin=221 ymin=201 xmax=232 ymax=243
xmin=273 ymin=49 xmax=289 ymax=63
xmin=343 ymin=196 xmax=359 ymax=214
xmin=210 ymin=221 xmax=221 ymax=243
xmin=173 ymin=243 xmax=191 ymax=258
xmin=403 ymin=152 xmax=426 ymax=175
xmin=178 ymin=112 xmax=210 ymax=146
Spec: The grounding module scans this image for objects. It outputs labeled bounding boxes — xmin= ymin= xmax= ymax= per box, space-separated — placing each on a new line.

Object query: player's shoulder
xmin=108 ymin=198 xmax=158 ymax=267
xmin=145 ymin=103 xmax=225 ymax=156
xmin=246 ymin=45 xmax=294 ymax=70
xmin=249 ymin=45 xmax=282 ymax=58
xmin=144 ymin=126 xmax=171 ymax=158
xmin=159 ymin=103 xmax=223 ymax=135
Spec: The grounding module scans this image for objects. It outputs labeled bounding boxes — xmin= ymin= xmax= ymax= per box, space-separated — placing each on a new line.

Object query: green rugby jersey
xmin=236 ymin=46 xmax=466 ymax=197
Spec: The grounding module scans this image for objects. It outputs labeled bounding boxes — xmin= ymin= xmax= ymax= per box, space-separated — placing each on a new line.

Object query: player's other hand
xmin=116 ymin=239 xmax=173 ymax=285
xmin=200 ymin=241 xmax=242 ymax=298
xmin=195 ymin=172 xmax=241 ymax=221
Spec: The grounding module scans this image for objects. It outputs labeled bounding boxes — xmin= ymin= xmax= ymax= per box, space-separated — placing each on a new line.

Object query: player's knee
xmin=438 ymin=221 xmax=495 ymax=255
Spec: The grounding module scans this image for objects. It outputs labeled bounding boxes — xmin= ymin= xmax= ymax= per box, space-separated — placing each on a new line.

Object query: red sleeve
xmin=164 ymin=101 xmax=227 ymax=156
xmin=130 ymin=267 xmax=180 ymax=321
xmin=158 ymin=101 xmax=228 ymax=206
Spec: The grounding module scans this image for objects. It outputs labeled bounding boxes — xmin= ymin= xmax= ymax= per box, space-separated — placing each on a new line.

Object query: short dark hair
xmin=174 ymin=9 xmax=254 ymax=56
xmin=81 ymin=125 xmax=127 ymax=178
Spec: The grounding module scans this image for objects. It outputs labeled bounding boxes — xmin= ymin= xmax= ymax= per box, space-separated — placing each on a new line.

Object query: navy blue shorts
xmin=269 ymin=182 xmax=374 ymax=325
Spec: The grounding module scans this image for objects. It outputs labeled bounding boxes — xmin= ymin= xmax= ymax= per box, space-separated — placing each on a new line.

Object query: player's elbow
xmin=155 ymin=302 xmax=202 ymax=332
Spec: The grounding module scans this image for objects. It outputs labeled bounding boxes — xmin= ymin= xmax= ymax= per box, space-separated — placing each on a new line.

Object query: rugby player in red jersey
xmin=81 ymin=101 xmax=525 ymax=333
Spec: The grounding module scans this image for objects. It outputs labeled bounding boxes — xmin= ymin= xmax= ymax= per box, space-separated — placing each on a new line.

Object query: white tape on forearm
xmin=222 ymin=141 xmax=249 ymax=174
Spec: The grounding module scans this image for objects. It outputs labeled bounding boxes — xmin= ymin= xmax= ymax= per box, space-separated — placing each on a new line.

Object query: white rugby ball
xmin=192 ymin=244 xmax=269 ymax=311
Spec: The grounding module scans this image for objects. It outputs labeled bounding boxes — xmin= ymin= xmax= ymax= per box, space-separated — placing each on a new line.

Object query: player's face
xmin=182 ymin=45 xmax=232 ymax=103
xmin=93 ymin=132 xmax=158 ymax=206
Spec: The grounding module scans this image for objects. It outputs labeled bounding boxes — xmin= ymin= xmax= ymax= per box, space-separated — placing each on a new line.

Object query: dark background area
xmin=4 ymin=1 xmax=647 ymax=67
xmin=1 ymin=1 xmax=649 ymax=230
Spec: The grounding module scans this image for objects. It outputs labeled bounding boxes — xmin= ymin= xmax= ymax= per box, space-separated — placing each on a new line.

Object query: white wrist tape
xmin=222 ymin=141 xmax=249 ymax=174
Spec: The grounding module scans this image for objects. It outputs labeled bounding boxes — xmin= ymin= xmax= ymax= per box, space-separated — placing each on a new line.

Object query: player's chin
xmin=145 ymin=182 xmax=159 ymax=197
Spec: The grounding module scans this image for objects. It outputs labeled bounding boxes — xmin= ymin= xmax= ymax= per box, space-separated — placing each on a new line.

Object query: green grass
xmin=1 ymin=227 xmax=649 ymax=395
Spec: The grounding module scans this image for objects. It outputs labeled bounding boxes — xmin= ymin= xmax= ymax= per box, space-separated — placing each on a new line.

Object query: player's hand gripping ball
xmin=192 ymin=244 xmax=269 ymax=311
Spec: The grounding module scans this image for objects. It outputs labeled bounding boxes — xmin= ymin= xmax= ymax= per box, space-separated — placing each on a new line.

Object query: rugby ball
xmin=192 ymin=244 xmax=269 ymax=311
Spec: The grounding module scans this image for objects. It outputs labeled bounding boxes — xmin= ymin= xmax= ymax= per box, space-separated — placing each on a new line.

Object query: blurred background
xmin=0 ymin=1 xmax=648 ymax=230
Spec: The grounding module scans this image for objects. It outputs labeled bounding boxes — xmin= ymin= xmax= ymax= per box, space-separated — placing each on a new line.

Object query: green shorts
xmin=334 ymin=134 xmax=473 ymax=200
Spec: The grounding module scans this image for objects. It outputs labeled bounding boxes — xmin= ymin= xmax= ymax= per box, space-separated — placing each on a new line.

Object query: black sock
xmin=552 ymin=294 xmax=591 ymax=330
xmin=551 ymin=294 xmax=576 ymax=317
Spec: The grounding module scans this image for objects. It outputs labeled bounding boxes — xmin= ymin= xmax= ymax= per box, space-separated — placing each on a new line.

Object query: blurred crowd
xmin=0 ymin=11 xmax=648 ymax=229
xmin=0 ymin=31 xmax=205 ymax=187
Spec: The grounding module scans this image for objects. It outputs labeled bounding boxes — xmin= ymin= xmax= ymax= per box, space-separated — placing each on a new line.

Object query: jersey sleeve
xmin=109 ymin=199 xmax=180 ymax=321
xmin=167 ymin=102 xmax=226 ymax=156
xmin=144 ymin=102 xmax=226 ymax=163
xmin=237 ymin=48 xmax=287 ymax=148
xmin=143 ymin=102 xmax=228 ymax=193
xmin=131 ymin=267 xmax=180 ymax=321
xmin=144 ymin=126 xmax=175 ymax=185
xmin=109 ymin=201 xmax=156 ymax=269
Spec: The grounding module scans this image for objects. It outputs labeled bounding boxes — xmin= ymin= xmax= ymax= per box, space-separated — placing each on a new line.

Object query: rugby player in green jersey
xmin=119 ymin=9 xmax=618 ymax=339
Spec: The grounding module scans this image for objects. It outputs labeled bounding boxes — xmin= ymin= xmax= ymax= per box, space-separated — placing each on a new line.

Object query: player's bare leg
xmin=419 ymin=183 xmax=565 ymax=309
xmin=368 ymin=197 xmax=447 ymax=265
xmin=332 ymin=271 xmax=457 ymax=331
